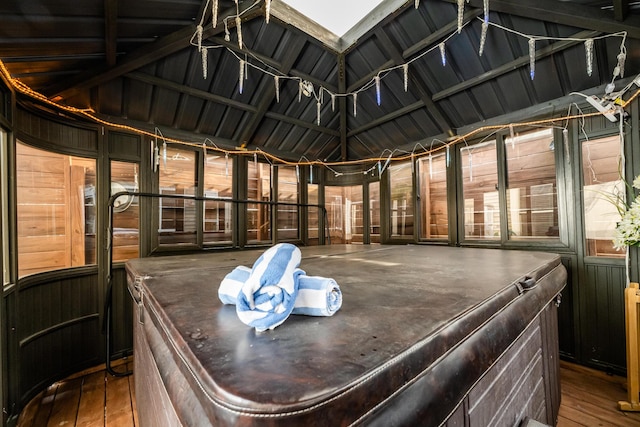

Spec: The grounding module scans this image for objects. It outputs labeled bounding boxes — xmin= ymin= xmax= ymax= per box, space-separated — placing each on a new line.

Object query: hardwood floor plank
xmin=47 ymin=377 xmax=82 ymax=426
xmin=31 ymin=384 xmax=57 ymax=427
xmin=105 ymin=374 xmax=134 ymax=427
xmin=75 ymin=370 xmax=106 ymax=427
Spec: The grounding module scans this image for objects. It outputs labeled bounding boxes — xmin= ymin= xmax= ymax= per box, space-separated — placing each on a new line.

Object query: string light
xmin=403 ymin=63 xmax=409 ymax=92
xmin=584 ymin=39 xmax=594 ymax=76
xmin=274 ymin=75 xmax=280 ymax=102
xmin=439 ymin=42 xmax=446 ymax=66
xmin=415 ymin=0 xmax=420 ymax=9
xmin=331 ymin=93 xmax=336 ymax=111
xmin=265 ymin=0 xmax=271 ymax=23
xmin=457 ymin=0 xmax=465 ymax=34
xmin=224 ymin=22 xmax=230 ymax=42
xmin=375 ymin=75 xmax=381 ymax=106
xmin=225 ymin=152 xmax=229 ymax=176
xmin=353 ymin=92 xmax=358 ymax=117
xmin=212 ymin=0 xmax=219 ymax=28
xmin=201 ymin=47 xmax=208 ymax=79
xmin=239 ymin=59 xmax=245 ymax=94
xmin=236 ymin=16 xmax=243 ymax=49
xmin=317 ymin=99 xmax=322 ymax=125
xmin=196 ymin=25 xmax=203 ymax=51
xmin=479 ymin=21 xmax=488 ymax=56
xmin=528 ymin=38 xmax=536 ymax=80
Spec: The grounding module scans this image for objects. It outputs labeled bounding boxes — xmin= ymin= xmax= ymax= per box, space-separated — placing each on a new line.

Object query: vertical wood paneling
xmin=15 ymin=108 xmax=98 ymax=153
xmin=581 ymin=262 xmax=626 ymax=372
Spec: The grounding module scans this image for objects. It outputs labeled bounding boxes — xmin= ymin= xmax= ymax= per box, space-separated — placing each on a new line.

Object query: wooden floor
xmin=15 ymin=359 xmax=640 ymax=426
xmin=17 ymin=358 xmax=137 ymax=427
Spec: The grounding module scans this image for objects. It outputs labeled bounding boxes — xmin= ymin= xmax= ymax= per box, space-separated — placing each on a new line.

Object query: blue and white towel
xmin=219 ymin=266 xmax=342 ymax=317
xmin=235 ymin=243 xmax=302 ymax=331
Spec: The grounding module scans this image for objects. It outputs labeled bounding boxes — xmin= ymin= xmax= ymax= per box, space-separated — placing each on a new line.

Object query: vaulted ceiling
xmin=1 ymin=0 xmax=639 ymax=162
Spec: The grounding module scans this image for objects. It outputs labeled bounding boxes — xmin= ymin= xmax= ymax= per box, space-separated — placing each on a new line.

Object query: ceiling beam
xmin=614 ymin=0 xmax=629 ymax=22
xmin=238 ymin=35 xmax=308 ymax=145
xmin=104 ymin=0 xmax=118 ymax=67
xmin=375 ymin=28 xmax=455 ymax=136
xmin=338 ymin=53 xmax=348 ymax=161
xmin=442 ymin=0 xmax=640 ymax=39
xmin=127 ymin=71 xmax=257 ymax=113
xmin=49 ymin=3 xmax=262 ymax=100
xmin=348 ymin=101 xmax=424 ymax=137
xmin=432 ymin=29 xmax=601 ymax=102
xmin=125 ymin=71 xmax=339 ymax=136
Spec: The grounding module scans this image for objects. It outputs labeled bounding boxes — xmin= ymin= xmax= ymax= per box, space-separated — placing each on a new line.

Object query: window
xmin=16 ymin=142 xmax=96 ymax=277
xmin=158 ymin=147 xmax=197 ymax=246
xmin=461 ymin=140 xmax=500 ymax=240
xmin=308 ymin=182 xmax=320 ymax=245
xmin=247 ymin=161 xmax=272 ymax=244
xmin=203 ymin=153 xmax=233 ymax=244
xmin=277 ymin=166 xmax=299 ymax=241
xmin=582 ymin=135 xmax=624 ymax=258
xmin=326 ymin=185 xmax=363 ymax=244
xmin=418 ymin=153 xmax=448 ymax=239
xmin=505 ymin=129 xmax=558 ymax=240
xmin=369 ymin=182 xmax=380 ymax=243
xmin=389 ymin=162 xmax=414 ymax=238
xmin=111 ymin=161 xmax=139 ymax=261
xmin=1 ymin=129 xmax=9 ymax=286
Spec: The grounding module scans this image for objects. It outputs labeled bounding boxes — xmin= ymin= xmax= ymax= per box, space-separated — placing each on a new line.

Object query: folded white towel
xmin=235 ymin=243 xmax=302 ymax=331
xmin=219 ymin=267 xmax=342 ymax=317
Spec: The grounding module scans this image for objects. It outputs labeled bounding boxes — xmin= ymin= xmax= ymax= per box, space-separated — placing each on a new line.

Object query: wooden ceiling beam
xmin=238 ymin=35 xmax=308 ymax=145
xmin=442 ymin=0 xmax=640 ymax=39
xmin=49 ymin=3 xmax=262 ymax=100
xmin=374 ymin=28 xmax=455 ymax=137
xmin=614 ymin=0 xmax=629 ymax=22
xmin=125 ymin=71 xmax=339 ymax=136
xmin=104 ymin=0 xmax=118 ymax=67
xmin=432 ymin=29 xmax=600 ymax=102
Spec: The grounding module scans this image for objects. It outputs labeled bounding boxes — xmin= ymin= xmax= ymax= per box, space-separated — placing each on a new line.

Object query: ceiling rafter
xmin=125 ymin=70 xmax=340 ymax=136
xmin=614 ymin=0 xmax=630 ymax=21
xmin=104 ymin=0 xmax=118 ymax=67
xmin=432 ymin=29 xmax=601 ymax=101
xmin=375 ymin=28 xmax=455 ymax=137
xmin=49 ymin=2 xmax=262 ymax=100
xmin=239 ymin=35 xmax=308 ymax=146
xmin=443 ymin=0 xmax=640 ymax=39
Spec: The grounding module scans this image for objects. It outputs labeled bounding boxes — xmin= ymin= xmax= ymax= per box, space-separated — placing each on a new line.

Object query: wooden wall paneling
xmin=109 ymin=267 xmax=133 ymax=358
xmin=580 ymin=262 xmax=626 ymax=373
xmin=17 ymin=273 xmax=101 ymax=406
xmin=557 ymin=256 xmax=577 ymax=361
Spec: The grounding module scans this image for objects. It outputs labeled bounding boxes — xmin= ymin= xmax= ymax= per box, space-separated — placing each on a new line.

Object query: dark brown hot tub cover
xmin=126 ymin=245 xmax=567 ymax=426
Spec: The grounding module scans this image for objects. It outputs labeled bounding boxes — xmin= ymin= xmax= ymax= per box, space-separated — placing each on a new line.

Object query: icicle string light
xmin=479 ymin=21 xmax=488 ymax=56
xmin=236 ymin=16 xmax=243 ymax=49
xmin=212 ymin=0 xmax=219 ymax=28
xmin=265 ymin=0 xmax=271 ymax=24
xmin=225 ymin=152 xmax=229 ymax=176
xmin=403 ymin=63 xmax=409 ymax=92
xmin=415 ymin=0 xmax=420 ymax=9
xmin=439 ymin=42 xmax=446 ymax=66
xmin=239 ymin=59 xmax=245 ymax=94
xmin=457 ymin=0 xmax=465 ymax=33
xmin=196 ymin=25 xmax=203 ymax=51
xmin=331 ymin=93 xmax=336 ymax=111
xmin=528 ymin=38 xmax=536 ymax=80
xmin=201 ymin=48 xmax=208 ymax=79
xmin=375 ymin=75 xmax=381 ymax=106
xmin=316 ymin=99 xmax=321 ymax=126
xmin=584 ymin=39 xmax=594 ymax=76
xmin=274 ymin=75 xmax=280 ymax=102
xmin=353 ymin=92 xmax=358 ymax=117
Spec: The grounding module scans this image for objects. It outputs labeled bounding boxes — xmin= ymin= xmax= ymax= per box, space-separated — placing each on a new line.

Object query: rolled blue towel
xmin=219 ymin=267 xmax=342 ymax=317
xmin=235 ymin=243 xmax=302 ymax=331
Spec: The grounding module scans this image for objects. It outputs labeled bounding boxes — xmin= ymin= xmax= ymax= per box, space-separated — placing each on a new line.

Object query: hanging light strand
xmin=528 ymin=38 xmax=536 ymax=80
xmin=584 ymin=38 xmax=594 ymax=76
xmin=212 ymin=0 xmax=219 ymax=28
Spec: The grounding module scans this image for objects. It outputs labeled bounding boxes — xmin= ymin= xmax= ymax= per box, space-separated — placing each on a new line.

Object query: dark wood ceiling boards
xmin=1 ymin=0 xmax=639 ymax=162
